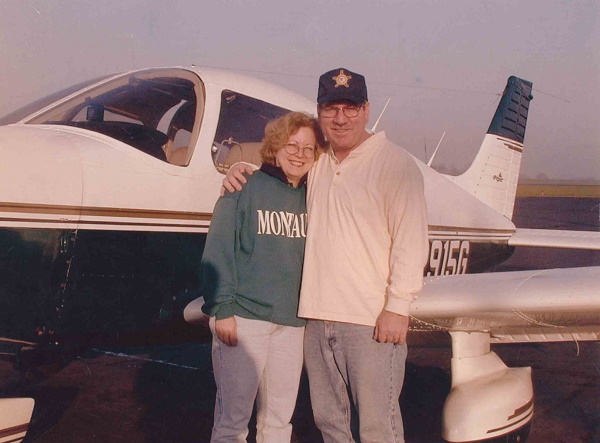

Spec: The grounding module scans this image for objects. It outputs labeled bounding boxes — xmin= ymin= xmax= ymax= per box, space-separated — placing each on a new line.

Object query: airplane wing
xmin=411 ymin=266 xmax=600 ymax=442
xmin=0 ymin=398 xmax=34 ymax=443
xmin=509 ymin=228 xmax=600 ymax=250
xmin=411 ymin=266 xmax=600 ymax=342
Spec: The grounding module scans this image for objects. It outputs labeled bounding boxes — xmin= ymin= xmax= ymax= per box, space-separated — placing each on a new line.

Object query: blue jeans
xmin=304 ymin=320 xmax=407 ymax=443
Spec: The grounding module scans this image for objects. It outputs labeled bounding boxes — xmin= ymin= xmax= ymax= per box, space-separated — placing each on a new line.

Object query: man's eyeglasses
xmin=283 ymin=142 xmax=316 ymax=158
xmin=319 ymin=104 xmax=363 ymax=118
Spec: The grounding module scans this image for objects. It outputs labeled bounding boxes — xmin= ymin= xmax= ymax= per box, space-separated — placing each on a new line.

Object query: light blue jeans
xmin=304 ymin=320 xmax=407 ymax=443
xmin=210 ymin=316 xmax=305 ymax=443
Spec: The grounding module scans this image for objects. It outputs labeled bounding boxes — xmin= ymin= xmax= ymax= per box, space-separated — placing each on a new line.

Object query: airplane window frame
xmin=0 ymin=74 xmax=114 ymax=125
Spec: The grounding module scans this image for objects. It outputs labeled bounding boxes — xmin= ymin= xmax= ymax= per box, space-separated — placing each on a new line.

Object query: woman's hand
xmin=215 ymin=317 xmax=238 ymax=346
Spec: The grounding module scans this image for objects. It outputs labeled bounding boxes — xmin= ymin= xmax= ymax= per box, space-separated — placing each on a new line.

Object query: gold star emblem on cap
xmin=332 ymin=69 xmax=352 ymax=88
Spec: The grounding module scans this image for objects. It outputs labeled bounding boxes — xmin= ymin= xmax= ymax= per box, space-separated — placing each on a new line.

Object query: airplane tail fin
xmin=449 ymin=76 xmax=533 ymax=220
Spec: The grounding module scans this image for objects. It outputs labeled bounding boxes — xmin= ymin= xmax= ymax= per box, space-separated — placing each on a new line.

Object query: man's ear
xmin=363 ymin=102 xmax=371 ymax=121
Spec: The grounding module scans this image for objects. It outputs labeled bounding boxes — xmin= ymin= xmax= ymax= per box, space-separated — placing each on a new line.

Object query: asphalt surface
xmin=1 ymin=339 xmax=598 ymax=442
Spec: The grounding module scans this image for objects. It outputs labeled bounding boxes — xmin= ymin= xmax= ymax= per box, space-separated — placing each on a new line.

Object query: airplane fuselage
xmin=0 ymin=67 xmax=519 ymax=349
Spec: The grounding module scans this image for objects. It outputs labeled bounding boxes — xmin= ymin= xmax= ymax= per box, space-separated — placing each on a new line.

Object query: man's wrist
xmin=384 ymin=298 xmax=412 ymax=317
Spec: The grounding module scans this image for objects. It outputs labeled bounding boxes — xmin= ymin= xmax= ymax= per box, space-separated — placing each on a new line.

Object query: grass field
xmin=517 ymin=184 xmax=600 ymax=198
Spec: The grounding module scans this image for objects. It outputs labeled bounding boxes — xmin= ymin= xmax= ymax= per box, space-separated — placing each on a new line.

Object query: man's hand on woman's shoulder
xmin=220 ymin=163 xmax=256 ymax=196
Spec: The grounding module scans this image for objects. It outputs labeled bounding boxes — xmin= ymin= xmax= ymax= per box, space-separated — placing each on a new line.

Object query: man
xmin=224 ymin=68 xmax=429 ymax=442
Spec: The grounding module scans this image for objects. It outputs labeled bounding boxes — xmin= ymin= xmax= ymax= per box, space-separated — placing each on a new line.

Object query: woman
xmin=201 ymin=112 xmax=325 ymax=443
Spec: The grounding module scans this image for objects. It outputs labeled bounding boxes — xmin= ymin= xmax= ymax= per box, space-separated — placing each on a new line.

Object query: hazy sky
xmin=1 ymin=0 xmax=598 ymax=179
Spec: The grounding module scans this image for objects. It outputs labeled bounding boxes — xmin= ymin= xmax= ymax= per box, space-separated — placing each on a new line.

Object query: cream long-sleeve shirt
xmin=298 ymin=132 xmax=429 ymax=327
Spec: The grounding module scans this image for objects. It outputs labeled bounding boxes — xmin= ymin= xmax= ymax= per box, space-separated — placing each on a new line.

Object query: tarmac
xmin=1 ymin=338 xmax=598 ymax=442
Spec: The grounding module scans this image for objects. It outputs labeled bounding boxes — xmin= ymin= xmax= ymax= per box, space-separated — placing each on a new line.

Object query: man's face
xmin=318 ymin=101 xmax=370 ymax=155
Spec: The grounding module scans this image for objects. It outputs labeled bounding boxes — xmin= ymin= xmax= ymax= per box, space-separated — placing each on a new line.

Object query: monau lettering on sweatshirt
xmin=257 ymin=210 xmax=307 ymax=238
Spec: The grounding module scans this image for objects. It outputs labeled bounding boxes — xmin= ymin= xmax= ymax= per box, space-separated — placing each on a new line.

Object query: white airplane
xmin=0 ymin=67 xmax=598 ymax=443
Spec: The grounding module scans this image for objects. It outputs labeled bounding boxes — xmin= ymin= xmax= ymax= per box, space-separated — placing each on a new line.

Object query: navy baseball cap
xmin=317 ymin=68 xmax=368 ymax=105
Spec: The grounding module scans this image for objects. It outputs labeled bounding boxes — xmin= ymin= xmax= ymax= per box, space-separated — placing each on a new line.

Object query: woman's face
xmin=275 ymin=126 xmax=316 ymax=187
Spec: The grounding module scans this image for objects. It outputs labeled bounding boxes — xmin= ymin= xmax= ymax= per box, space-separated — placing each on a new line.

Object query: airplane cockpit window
xmin=24 ymin=71 xmax=203 ymax=165
xmin=212 ymin=90 xmax=290 ymax=173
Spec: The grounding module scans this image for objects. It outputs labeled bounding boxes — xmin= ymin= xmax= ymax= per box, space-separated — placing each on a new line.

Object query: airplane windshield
xmin=20 ymin=69 xmax=204 ymax=165
xmin=212 ymin=90 xmax=290 ymax=173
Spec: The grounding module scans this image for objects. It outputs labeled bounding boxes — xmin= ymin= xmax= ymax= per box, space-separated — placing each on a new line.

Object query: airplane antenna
xmin=427 ymin=131 xmax=446 ymax=167
xmin=371 ymin=98 xmax=391 ymax=132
